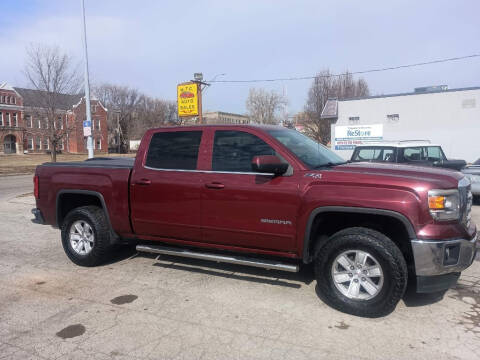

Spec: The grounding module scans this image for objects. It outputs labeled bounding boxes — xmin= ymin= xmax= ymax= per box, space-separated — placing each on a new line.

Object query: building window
xmin=95 ymin=138 xmax=101 ymax=150
xmin=25 ymin=115 xmax=32 ymax=128
xmin=5 ymin=113 xmax=10 ymax=127
xmin=0 ymin=95 xmax=4 ymax=103
xmin=12 ymin=113 xmax=17 ymax=127
xmin=57 ymin=117 xmax=64 ymax=129
xmin=387 ymin=114 xmax=399 ymax=122
xmin=0 ymin=112 xmax=3 ymax=126
xmin=27 ymin=136 xmax=34 ymax=150
xmin=45 ymin=118 xmax=49 ymax=129
xmin=95 ymin=118 xmax=101 ymax=130
xmin=92 ymin=104 xmax=97 ymax=113
xmin=35 ymin=137 xmax=41 ymax=150
xmin=43 ymin=138 xmax=49 ymax=150
xmin=348 ymin=116 xmax=360 ymax=124
xmin=37 ymin=118 xmax=41 ymax=129
xmin=59 ymin=139 xmax=64 ymax=150
xmin=12 ymin=97 xmax=16 ymax=104
xmin=5 ymin=96 xmax=9 ymax=104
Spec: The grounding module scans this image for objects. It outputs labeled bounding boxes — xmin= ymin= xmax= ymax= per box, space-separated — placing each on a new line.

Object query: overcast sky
xmin=1 ymin=0 xmax=479 ymax=115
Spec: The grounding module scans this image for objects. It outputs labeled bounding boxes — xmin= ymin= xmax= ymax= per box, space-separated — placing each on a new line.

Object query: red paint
xmin=35 ymin=125 xmax=477 ymax=261
xmin=179 ymin=91 xmax=195 ymax=98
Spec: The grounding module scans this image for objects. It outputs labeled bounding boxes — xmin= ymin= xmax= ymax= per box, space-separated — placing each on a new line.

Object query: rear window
xmin=352 ymin=147 xmax=394 ymax=162
xmin=145 ymin=131 xmax=202 ymax=170
xmin=402 ymin=146 xmax=445 ymax=162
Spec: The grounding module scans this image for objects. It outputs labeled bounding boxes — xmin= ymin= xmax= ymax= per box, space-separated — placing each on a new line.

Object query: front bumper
xmin=412 ymin=233 xmax=477 ymax=292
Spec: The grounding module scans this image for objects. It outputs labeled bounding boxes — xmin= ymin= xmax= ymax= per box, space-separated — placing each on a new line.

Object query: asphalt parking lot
xmin=0 ymin=175 xmax=479 ymax=359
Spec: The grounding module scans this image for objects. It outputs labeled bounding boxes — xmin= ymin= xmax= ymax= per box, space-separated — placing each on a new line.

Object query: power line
xmin=209 ymin=54 xmax=480 ymax=83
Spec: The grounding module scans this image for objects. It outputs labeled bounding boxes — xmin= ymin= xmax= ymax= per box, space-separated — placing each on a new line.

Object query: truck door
xmin=201 ymin=129 xmax=300 ymax=252
xmin=130 ymin=130 xmax=204 ymax=242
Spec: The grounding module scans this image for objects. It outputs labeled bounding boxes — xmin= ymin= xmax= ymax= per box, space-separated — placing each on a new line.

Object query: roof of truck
xmin=150 ymin=124 xmax=287 ymax=131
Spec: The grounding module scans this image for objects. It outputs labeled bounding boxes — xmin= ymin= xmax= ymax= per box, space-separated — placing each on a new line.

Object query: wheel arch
xmin=303 ymin=206 xmax=416 ymax=264
xmin=56 ymin=190 xmax=119 ymax=243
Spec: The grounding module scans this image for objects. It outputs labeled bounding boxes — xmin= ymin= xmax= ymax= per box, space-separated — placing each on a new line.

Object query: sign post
xmin=81 ymin=0 xmax=94 ymax=158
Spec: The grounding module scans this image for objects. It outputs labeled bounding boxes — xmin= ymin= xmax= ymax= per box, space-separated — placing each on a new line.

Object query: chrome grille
xmin=458 ymin=177 xmax=472 ymax=228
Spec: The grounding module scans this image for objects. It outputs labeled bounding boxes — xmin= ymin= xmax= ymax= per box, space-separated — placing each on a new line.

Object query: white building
xmin=324 ymin=86 xmax=480 ymax=162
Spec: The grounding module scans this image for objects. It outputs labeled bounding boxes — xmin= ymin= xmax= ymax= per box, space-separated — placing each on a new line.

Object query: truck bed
xmin=35 ymin=157 xmax=135 ymax=235
xmin=43 ymin=157 xmax=135 ymax=169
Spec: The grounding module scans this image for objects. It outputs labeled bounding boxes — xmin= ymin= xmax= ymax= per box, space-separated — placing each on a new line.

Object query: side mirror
xmin=251 ymin=155 xmax=288 ymax=176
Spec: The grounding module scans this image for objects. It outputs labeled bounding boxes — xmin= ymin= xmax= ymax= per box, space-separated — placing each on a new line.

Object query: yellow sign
xmin=177 ymin=83 xmax=199 ymax=117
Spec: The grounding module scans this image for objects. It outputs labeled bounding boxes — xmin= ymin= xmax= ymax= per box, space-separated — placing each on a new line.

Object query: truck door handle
xmin=205 ymin=182 xmax=225 ymax=189
xmin=135 ymin=178 xmax=151 ymax=186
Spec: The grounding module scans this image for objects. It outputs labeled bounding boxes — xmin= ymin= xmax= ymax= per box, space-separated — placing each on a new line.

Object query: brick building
xmin=0 ymin=82 xmax=108 ymax=154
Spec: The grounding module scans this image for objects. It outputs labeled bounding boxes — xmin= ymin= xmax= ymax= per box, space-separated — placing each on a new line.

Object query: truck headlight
xmin=428 ymin=189 xmax=460 ymax=221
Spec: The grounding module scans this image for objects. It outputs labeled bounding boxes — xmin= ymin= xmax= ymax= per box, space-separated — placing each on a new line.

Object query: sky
xmin=1 ymin=0 xmax=479 ymax=115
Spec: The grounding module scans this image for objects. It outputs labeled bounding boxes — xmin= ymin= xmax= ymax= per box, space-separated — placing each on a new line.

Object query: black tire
xmin=61 ymin=206 xmax=112 ymax=267
xmin=314 ymin=227 xmax=407 ymax=317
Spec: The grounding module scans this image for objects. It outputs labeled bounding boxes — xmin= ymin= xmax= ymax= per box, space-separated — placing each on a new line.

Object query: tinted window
xmin=474 ymin=158 xmax=480 ymax=165
xmin=146 ymin=131 xmax=202 ymax=170
xmin=403 ymin=147 xmax=424 ymax=161
xmin=212 ymin=130 xmax=275 ymax=172
xmin=425 ymin=146 xmax=444 ymax=161
xmin=353 ymin=147 xmax=394 ymax=162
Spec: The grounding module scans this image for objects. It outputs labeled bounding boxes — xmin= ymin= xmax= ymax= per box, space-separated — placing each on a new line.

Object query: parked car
xmin=462 ymin=158 xmax=480 ymax=200
xmin=350 ymin=140 xmax=467 ymax=171
xmin=31 ymin=125 xmax=477 ymax=317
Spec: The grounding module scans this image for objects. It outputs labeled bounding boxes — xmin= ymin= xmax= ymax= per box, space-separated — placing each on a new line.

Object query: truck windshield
xmin=267 ymin=129 xmax=345 ymax=169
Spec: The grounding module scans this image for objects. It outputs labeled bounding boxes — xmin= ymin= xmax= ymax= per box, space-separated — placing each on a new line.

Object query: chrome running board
xmin=136 ymin=244 xmax=299 ymax=273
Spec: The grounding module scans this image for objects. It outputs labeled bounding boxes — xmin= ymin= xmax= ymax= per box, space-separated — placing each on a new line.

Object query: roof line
xmin=338 ymin=86 xmax=480 ymax=101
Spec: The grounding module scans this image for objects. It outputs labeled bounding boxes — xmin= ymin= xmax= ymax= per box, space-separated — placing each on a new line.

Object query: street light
xmin=209 ymin=73 xmax=226 ymax=82
xmin=81 ymin=0 xmax=93 ymax=159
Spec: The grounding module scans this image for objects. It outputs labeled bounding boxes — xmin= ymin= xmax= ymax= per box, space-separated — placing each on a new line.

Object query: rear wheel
xmin=61 ymin=206 xmax=111 ymax=266
xmin=315 ymin=227 xmax=407 ymax=317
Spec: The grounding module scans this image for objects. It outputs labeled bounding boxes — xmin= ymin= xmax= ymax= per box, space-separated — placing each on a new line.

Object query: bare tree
xmin=94 ymin=83 xmax=178 ymax=152
xmin=24 ymin=44 xmax=81 ymax=161
xmin=94 ymin=83 xmax=140 ymax=152
xmin=246 ymin=88 xmax=287 ymax=124
xmin=301 ymin=70 xmax=369 ymax=144
xmin=132 ymin=95 xmax=177 ymax=138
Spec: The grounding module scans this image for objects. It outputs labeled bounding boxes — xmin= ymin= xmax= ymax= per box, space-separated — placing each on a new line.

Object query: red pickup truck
xmin=32 ymin=125 xmax=477 ymax=317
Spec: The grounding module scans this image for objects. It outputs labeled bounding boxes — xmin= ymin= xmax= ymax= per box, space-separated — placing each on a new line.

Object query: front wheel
xmin=315 ymin=227 xmax=408 ymax=317
xmin=61 ymin=206 xmax=112 ymax=267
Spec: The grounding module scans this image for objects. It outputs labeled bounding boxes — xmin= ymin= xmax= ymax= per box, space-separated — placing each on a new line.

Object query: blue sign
xmin=83 ymin=120 xmax=92 ymax=136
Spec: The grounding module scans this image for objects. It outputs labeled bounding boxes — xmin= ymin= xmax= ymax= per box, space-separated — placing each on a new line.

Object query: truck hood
xmin=322 ymin=161 xmax=464 ymax=190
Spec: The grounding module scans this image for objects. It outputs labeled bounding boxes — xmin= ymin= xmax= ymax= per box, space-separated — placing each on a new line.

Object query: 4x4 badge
xmin=305 ymin=173 xmax=322 ymax=179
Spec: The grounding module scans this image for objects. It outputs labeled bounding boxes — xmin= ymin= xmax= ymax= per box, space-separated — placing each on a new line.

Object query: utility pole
xmin=81 ymin=0 xmax=94 ymax=158
xmin=192 ymin=73 xmax=210 ymax=124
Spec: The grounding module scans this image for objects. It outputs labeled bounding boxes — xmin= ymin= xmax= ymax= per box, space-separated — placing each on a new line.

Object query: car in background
xmin=462 ymin=158 xmax=480 ymax=200
xmin=350 ymin=140 xmax=467 ymax=171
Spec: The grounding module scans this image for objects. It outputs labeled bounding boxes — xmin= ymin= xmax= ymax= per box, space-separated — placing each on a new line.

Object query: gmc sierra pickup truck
xmin=32 ymin=125 xmax=477 ymax=317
